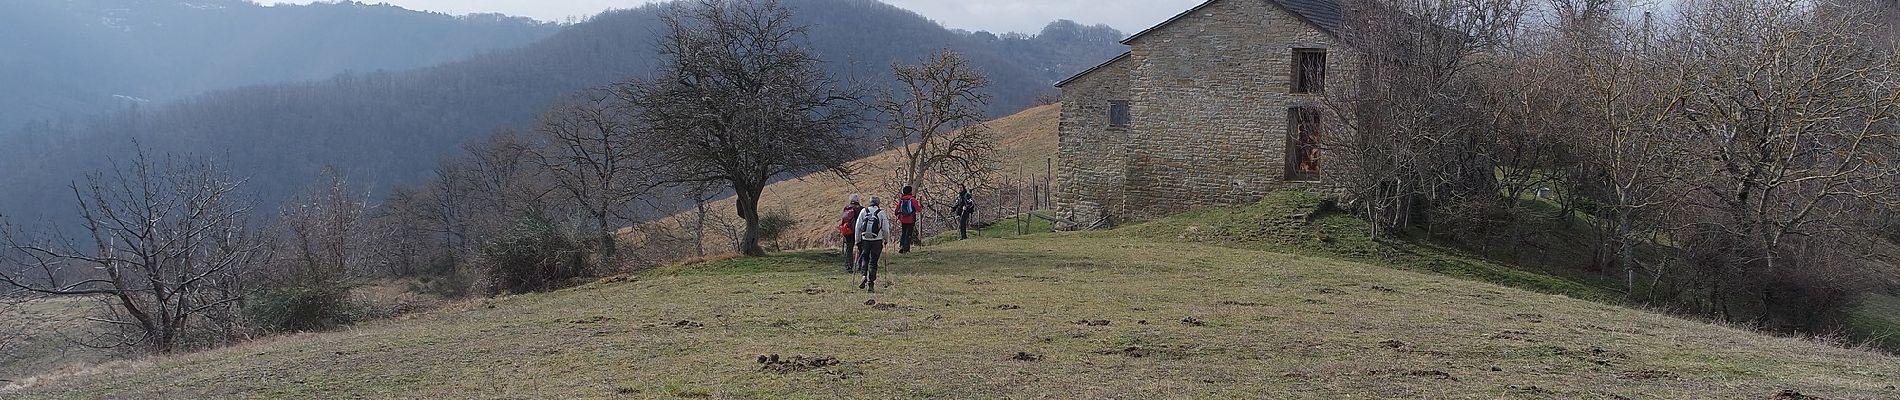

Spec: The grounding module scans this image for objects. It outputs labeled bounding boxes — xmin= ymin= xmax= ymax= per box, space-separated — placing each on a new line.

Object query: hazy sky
xmin=268 ymin=0 xmax=1206 ymax=34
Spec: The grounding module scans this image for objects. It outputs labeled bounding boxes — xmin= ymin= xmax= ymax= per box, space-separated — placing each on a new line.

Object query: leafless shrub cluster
xmin=0 ymin=150 xmax=266 ymax=352
xmin=1330 ymin=0 xmax=1900 ymax=332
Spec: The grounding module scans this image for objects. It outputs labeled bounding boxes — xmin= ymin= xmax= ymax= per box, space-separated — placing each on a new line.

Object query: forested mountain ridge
xmin=0 ymin=0 xmax=561 ymax=132
xmin=0 ymin=0 xmax=1127 ymax=226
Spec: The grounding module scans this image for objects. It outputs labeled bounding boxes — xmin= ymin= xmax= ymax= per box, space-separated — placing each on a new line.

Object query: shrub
xmin=406 ymin=269 xmax=478 ymax=299
xmin=757 ymin=208 xmax=799 ymax=249
xmin=243 ymin=285 xmax=362 ymax=333
xmin=478 ymin=214 xmax=587 ymax=294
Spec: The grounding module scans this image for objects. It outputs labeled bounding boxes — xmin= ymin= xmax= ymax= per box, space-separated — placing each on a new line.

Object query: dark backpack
xmin=898 ymin=198 xmax=916 ymax=215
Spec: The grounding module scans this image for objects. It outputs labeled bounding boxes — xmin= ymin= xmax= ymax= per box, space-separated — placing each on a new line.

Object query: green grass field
xmin=1851 ymin=292 xmax=1900 ymax=349
xmin=7 ymin=228 xmax=1897 ymax=398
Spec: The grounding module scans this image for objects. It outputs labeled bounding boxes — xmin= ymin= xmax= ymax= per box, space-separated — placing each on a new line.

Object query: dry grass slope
xmin=0 ymin=298 xmax=121 ymax=382
xmin=7 ymin=233 xmax=1897 ymax=399
xmin=635 ymin=104 xmax=1060 ymax=251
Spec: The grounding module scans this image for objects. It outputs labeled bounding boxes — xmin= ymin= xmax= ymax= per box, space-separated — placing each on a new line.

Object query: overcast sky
xmin=268 ymin=0 xmax=1206 ymax=34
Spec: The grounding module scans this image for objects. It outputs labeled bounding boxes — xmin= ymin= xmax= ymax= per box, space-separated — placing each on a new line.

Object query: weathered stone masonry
xmin=1055 ymin=0 xmax=1357 ymax=228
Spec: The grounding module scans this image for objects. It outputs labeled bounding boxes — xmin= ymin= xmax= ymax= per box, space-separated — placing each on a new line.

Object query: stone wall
xmin=1055 ymin=0 xmax=1360 ymax=228
xmin=1053 ymin=54 xmax=1131 ymax=229
xmin=1119 ymin=0 xmax=1358 ymax=220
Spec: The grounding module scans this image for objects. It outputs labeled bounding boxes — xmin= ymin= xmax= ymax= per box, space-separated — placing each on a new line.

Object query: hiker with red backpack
xmin=838 ymin=194 xmax=863 ymax=273
xmin=896 ymin=185 xmax=920 ymax=253
xmin=854 ymin=197 xmax=893 ymax=293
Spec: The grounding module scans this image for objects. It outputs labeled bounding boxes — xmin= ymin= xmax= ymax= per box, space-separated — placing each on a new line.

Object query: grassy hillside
xmin=636 ymin=103 xmax=1060 ymax=251
xmin=8 ymin=229 xmax=1897 ymax=398
xmin=1119 ymin=191 xmax=1622 ymax=303
xmin=0 ymin=298 xmax=120 ymax=382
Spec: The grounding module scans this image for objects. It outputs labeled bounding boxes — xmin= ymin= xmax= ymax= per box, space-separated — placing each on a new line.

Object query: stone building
xmin=1053 ymin=0 xmax=1357 ymax=229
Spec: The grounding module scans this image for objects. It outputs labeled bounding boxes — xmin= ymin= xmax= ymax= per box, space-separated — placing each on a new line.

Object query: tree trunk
xmin=735 ymin=183 xmax=767 ymax=256
xmin=695 ymin=197 xmax=707 ymax=258
xmin=1614 ymin=205 xmax=1636 ymax=292
xmin=598 ymin=217 xmax=616 ymax=264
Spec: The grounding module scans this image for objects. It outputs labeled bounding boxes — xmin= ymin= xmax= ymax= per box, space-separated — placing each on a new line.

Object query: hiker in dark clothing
xmin=953 ymin=188 xmax=975 ymax=240
xmin=839 ymin=194 xmax=863 ymax=273
xmin=896 ymin=185 xmax=920 ymax=253
xmin=854 ymin=197 xmax=893 ymax=293
xmin=855 ymin=197 xmax=893 ymax=292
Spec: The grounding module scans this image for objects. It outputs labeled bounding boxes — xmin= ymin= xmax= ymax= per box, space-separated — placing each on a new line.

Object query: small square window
xmin=1108 ymin=100 xmax=1131 ymax=128
xmin=1293 ymin=49 xmax=1327 ymax=94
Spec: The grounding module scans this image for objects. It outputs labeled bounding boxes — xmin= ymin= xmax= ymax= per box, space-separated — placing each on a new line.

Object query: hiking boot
xmin=866 ymin=284 xmax=876 ymax=293
xmin=858 ymin=278 xmax=867 ymax=289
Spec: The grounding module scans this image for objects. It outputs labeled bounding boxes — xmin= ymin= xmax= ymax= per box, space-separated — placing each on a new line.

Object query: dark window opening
xmin=1293 ymin=49 xmax=1327 ymax=94
xmin=1109 ymin=100 xmax=1131 ymax=128
xmin=1286 ymin=106 xmax=1323 ymax=181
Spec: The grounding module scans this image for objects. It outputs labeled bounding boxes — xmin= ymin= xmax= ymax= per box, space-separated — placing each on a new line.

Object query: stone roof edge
xmin=1054 ymin=51 xmax=1132 ymax=88
xmin=1119 ymin=0 xmax=1340 ymax=46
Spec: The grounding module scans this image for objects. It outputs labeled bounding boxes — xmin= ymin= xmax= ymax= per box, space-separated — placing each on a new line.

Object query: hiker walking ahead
xmin=838 ymin=194 xmax=864 ymax=273
xmin=896 ymin=185 xmax=920 ymax=253
xmin=854 ymin=197 xmax=893 ymax=293
xmin=953 ymin=188 xmax=975 ymax=240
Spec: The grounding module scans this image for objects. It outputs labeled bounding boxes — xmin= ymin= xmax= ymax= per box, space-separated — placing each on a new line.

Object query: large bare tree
xmin=879 ymin=50 xmax=999 ymax=233
xmin=0 ymin=151 xmax=268 ymax=352
xmin=881 ymin=50 xmax=997 ymax=190
xmin=629 ymin=0 xmax=864 ymax=256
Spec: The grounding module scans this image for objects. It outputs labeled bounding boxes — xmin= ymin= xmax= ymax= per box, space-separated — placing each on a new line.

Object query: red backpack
xmin=838 ymin=206 xmax=861 ymax=236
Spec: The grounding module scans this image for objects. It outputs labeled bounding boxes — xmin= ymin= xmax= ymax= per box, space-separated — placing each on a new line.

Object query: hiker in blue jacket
xmin=854 ymin=197 xmax=894 ymax=293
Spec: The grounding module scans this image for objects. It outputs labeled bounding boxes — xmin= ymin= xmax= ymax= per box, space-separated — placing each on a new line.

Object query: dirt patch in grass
xmin=756 ymin=354 xmax=842 ymax=374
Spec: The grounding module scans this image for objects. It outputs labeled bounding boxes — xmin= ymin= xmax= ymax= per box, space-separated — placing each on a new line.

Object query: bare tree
xmin=461 ymin=129 xmax=550 ymax=234
xmin=245 ymin=169 xmax=387 ymax=331
xmin=1328 ymin=0 xmax=1531 ymax=237
xmin=879 ymin=50 xmax=1000 ymax=233
xmin=629 ymin=0 xmax=864 ymax=256
xmin=530 ymin=88 xmax=657 ymax=263
xmin=384 ymin=129 xmax=549 ymax=277
xmin=274 ymin=169 xmax=380 ymax=286
xmin=0 ymin=151 xmax=267 ymax=352
xmin=1654 ymin=0 xmax=1900 ymax=326
xmin=1526 ymin=0 xmax=1687 ymax=291
xmin=882 ymin=50 xmax=998 ymax=189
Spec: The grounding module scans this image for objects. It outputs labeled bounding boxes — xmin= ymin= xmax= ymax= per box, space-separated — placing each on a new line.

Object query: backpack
xmin=838 ymin=207 xmax=860 ymax=236
xmin=860 ymin=210 xmax=883 ymax=240
xmin=898 ymin=197 xmax=916 ymax=216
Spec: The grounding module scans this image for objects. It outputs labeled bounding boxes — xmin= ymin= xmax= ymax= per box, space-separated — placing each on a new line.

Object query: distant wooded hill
xmin=0 ymin=0 xmax=561 ymax=131
xmin=0 ymin=0 xmax=1126 ymax=226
